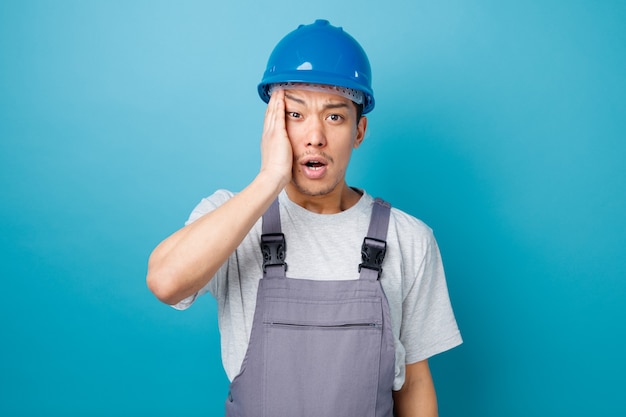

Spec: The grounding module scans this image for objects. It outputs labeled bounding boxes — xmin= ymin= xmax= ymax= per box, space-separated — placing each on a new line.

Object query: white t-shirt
xmin=174 ymin=189 xmax=462 ymax=390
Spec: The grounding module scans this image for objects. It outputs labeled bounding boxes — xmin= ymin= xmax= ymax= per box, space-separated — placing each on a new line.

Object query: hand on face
xmin=260 ymin=89 xmax=293 ymax=187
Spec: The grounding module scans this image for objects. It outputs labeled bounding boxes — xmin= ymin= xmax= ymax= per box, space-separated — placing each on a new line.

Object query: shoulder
xmin=360 ymin=192 xmax=435 ymax=243
xmin=385 ymin=204 xmax=439 ymax=267
xmin=389 ymin=206 xmax=434 ymax=240
xmin=361 ymin=193 xmax=437 ymax=256
xmin=185 ymin=189 xmax=236 ymax=225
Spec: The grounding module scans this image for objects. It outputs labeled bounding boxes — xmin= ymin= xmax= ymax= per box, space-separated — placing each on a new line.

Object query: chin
xmin=291 ymin=179 xmax=338 ymax=197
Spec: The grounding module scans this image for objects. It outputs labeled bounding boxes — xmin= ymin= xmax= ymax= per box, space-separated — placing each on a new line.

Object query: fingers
xmin=260 ymin=88 xmax=293 ymax=183
xmin=263 ymin=88 xmax=286 ymax=136
xmin=262 ymin=88 xmax=289 ymax=148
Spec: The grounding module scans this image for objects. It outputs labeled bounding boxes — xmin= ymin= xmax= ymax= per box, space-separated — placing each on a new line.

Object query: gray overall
xmin=225 ymin=198 xmax=396 ymax=417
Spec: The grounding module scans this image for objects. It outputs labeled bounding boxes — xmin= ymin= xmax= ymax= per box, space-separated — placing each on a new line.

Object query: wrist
xmin=256 ymin=169 xmax=291 ymax=193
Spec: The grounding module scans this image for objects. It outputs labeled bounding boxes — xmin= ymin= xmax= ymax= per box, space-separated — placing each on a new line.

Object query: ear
xmin=353 ymin=116 xmax=368 ymax=149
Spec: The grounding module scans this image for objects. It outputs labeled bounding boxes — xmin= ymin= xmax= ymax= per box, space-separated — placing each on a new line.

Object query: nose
xmin=306 ymin=118 xmax=327 ymax=148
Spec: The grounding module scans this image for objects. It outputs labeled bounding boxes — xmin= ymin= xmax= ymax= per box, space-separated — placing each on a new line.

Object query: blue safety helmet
xmin=258 ymin=19 xmax=375 ymax=114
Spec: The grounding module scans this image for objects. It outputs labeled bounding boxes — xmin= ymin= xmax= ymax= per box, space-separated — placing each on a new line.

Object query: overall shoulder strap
xmin=359 ymin=198 xmax=391 ymax=281
xmin=262 ymin=198 xmax=281 ymax=235
xmin=261 ymin=198 xmax=287 ymax=278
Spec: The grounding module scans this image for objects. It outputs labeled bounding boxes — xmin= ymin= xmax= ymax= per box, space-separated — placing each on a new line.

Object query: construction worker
xmin=147 ymin=19 xmax=462 ymax=417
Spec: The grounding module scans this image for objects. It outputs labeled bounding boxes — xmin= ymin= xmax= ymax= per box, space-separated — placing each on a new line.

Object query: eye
xmin=286 ymin=111 xmax=302 ymax=119
xmin=326 ymin=113 xmax=344 ymax=122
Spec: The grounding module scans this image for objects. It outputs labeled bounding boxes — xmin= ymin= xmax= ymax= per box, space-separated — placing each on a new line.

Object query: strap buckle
xmin=359 ymin=237 xmax=387 ymax=278
xmin=261 ymin=233 xmax=287 ymax=272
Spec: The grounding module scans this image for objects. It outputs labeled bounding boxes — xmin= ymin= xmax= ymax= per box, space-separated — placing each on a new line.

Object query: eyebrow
xmin=285 ymin=93 xmax=351 ymax=110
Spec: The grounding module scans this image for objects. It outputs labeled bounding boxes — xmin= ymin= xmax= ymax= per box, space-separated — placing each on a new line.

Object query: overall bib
xmin=225 ymin=198 xmax=396 ymax=417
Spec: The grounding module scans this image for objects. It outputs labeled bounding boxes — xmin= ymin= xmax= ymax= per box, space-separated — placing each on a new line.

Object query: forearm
xmin=146 ymin=170 xmax=287 ymax=305
xmin=147 ymin=89 xmax=292 ymax=305
xmin=393 ymin=360 xmax=438 ymax=417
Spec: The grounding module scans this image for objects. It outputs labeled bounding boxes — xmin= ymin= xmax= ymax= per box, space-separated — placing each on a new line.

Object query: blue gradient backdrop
xmin=1 ymin=1 xmax=624 ymax=416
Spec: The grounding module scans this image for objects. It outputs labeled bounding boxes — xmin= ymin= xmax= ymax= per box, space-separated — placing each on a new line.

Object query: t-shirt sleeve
xmin=171 ymin=189 xmax=235 ymax=310
xmin=401 ymin=230 xmax=462 ymax=363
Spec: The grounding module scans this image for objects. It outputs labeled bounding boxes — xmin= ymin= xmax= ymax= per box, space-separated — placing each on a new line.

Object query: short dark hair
xmin=355 ymin=102 xmax=364 ymax=124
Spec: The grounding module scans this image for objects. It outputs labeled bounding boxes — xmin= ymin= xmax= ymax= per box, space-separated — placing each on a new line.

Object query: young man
xmin=147 ymin=19 xmax=461 ymax=417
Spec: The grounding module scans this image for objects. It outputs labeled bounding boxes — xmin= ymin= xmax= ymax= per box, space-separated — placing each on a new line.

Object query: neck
xmin=285 ymin=182 xmax=362 ymax=214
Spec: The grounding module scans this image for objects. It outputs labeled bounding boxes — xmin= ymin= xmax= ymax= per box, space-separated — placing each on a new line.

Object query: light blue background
xmin=1 ymin=1 xmax=624 ymax=416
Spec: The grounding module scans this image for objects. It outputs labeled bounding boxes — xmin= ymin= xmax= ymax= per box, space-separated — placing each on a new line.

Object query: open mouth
xmin=299 ymin=155 xmax=330 ymax=179
xmin=305 ymin=160 xmax=326 ymax=170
